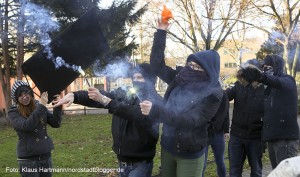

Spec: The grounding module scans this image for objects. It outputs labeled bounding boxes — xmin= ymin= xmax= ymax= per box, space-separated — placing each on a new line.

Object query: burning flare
xmin=129 ymin=88 xmax=142 ymax=102
xmin=161 ymin=5 xmax=173 ymax=23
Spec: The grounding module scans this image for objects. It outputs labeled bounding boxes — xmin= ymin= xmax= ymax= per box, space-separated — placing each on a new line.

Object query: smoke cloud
xmin=23 ymin=2 xmax=83 ymax=73
xmin=93 ymin=59 xmax=132 ymax=79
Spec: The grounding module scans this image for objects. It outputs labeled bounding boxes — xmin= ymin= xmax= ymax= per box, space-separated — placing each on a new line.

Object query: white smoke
xmin=23 ymin=2 xmax=59 ymax=46
xmin=93 ymin=60 xmax=131 ymax=79
xmin=23 ymin=2 xmax=83 ymax=73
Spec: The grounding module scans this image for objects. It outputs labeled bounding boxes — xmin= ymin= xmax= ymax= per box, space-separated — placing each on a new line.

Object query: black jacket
xmin=209 ymin=91 xmax=230 ymax=136
xmin=73 ymin=88 xmax=162 ymax=162
xmin=226 ymin=82 xmax=264 ymax=139
xmin=149 ymin=29 xmax=223 ymax=156
xmin=8 ymin=103 xmax=62 ymax=158
xmin=259 ymin=57 xmax=299 ymax=141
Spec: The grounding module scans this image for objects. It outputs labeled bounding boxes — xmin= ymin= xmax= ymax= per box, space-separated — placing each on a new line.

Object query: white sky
xmin=99 ymin=0 xmax=114 ymax=8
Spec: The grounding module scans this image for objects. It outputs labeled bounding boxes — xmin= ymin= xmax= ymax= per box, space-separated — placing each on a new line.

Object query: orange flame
xmin=161 ymin=5 xmax=173 ymax=23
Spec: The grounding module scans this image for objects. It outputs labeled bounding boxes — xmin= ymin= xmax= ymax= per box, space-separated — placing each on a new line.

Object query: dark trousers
xmin=229 ymin=134 xmax=262 ymax=177
xmin=202 ymin=131 xmax=226 ymax=177
xmin=268 ymin=140 xmax=299 ymax=169
xmin=17 ymin=157 xmax=52 ymax=177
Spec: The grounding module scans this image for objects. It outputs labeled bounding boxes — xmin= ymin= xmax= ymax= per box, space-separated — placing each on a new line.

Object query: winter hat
xmin=132 ymin=63 xmax=157 ymax=85
xmin=11 ymin=80 xmax=33 ymax=103
xmin=245 ymin=59 xmax=262 ymax=70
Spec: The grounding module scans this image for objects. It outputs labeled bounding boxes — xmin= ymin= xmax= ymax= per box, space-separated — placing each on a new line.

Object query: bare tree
xmin=0 ymin=0 xmax=13 ymax=118
xmin=251 ymin=0 xmax=300 ymax=77
xmin=161 ymin=0 xmax=252 ymax=53
xmin=16 ymin=0 xmax=27 ymax=79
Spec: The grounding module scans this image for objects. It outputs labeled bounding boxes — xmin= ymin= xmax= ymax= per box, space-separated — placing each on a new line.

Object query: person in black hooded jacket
xmin=226 ymin=59 xmax=265 ymax=177
xmin=54 ymin=63 xmax=163 ymax=177
xmin=202 ymin=91 xmax=230 ymax=177
xmin=242 ymin=54 xmax=299 ymax=169
xmin=140 ymin=19 xmax=223 ymax=177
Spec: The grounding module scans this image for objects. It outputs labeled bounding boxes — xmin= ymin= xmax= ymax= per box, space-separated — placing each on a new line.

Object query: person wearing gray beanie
xmin=8 ymin=80 xmax=62 ymax=177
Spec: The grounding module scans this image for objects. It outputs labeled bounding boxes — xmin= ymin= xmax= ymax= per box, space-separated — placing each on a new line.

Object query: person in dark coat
xmin=226 ymin=59 xmax=265 ymax=177
xmin=202 ymin=91 xmax=230 ymax=177
xmin=54 ymin=63 xmax=162 ymax=177
xmin=242 ymin=55 xmax=299 ymax=169
xmin=139 ymin=20 xmax=223 ymax=177
xmin=8 ymin=80 xmax=62 ymax=177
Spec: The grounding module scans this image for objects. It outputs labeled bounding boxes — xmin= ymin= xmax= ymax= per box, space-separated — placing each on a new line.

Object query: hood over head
xmin=132 ymin=63 xmax=157 ymax=86
xmin=263 ymin=55 xmax=285 ymax=76
xmin=186 ymin=50 xmax=220 ymax=86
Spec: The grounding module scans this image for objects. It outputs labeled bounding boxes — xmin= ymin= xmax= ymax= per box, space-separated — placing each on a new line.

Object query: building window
xmin=224 ymin=62 xmax=237 ymax=68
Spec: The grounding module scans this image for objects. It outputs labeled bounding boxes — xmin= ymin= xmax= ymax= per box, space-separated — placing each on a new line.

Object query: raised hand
xmin=87 ymin=87 xmax=103 ymax=102
xmin=88 ymin=87 xmax=111 ymax=105
xmin=53 ymin=93 xmax=74 ymax=108
xmin=140 ymin=100 xmax=153 ymax=116
xmin=39 ymin=92 xmax=48 ymax=106
xmin=241 ymin=66 xmax=262 ymax=83
xmin=51 ymin=94 xmax=61 ymax=106
xmin=157 ymin=18 xmax=171 ymax=31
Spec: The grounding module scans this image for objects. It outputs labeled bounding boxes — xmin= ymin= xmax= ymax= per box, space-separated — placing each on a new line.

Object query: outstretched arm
xmin=150 ymin=19 xmax=178 ymax=84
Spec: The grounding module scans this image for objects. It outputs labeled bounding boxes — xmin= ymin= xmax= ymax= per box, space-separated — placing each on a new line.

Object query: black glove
xmin=241 ymin=66 xmax=262 ymax=83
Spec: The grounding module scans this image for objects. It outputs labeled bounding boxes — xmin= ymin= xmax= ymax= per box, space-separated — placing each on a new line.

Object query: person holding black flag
xmin=54 ymin=63 xmax=163 ymax=177
xmin=8 ymin=80 xmax=62 ymax=177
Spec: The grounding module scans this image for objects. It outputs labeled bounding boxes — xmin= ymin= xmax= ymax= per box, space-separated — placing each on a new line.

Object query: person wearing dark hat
xmin=8 ymin=80 xmax=62 ymax=177
xmin=54 ymin=63 xmax=163 ymax=177
xmin=241 ymin=55 xmax=299 ymax=169
xmin=225 ymin=59 xmax=265 ymax=177
xmin=139 ymin=20 xmax=223 ymax=177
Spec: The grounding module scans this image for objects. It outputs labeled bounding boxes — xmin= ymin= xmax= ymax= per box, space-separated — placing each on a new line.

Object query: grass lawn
xmin=0 ymin=114 xmax=270 ymax=177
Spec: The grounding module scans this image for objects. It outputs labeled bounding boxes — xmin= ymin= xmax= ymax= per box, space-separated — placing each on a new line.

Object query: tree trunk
xmin=283 ymin=43 xmax=291 ymax=75
xmin=0 ymin=0 xmax=12 ymax=120
xmin=291 ymin=42 xmax=300 ymax=78
xmin=16 ymin=0 xmax=27 ymax=79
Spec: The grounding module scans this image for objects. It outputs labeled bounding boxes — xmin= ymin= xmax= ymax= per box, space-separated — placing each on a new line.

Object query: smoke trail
xmin=93 ymin=59 xmax=132 ymax=79
xmin=23 ymin=2 xmax=83 ymax=73
xmin=268 ymin=30 xmax=285 ymax=45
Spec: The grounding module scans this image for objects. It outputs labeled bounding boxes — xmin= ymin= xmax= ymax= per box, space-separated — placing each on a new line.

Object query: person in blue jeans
xmin=226 ymin=59 xmax=265 ymax=177
xmin=54 ymin=63 xmax=162 ymax=177
xmin=202 ymin=91 xmax=230 ymax=177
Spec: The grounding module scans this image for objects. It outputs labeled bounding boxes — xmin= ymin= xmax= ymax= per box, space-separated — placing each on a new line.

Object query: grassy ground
xmin=0 ymin=114 xmax=269 ymax=177
xmin=0 ymin=114 xmax=160 ymax=177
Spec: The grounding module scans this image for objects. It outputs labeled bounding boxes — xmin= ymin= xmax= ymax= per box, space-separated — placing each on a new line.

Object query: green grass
xmin=0 ymin=114 xmax=270 ymax=177
xmin=0 ymin=114 xmax=162 ymax=177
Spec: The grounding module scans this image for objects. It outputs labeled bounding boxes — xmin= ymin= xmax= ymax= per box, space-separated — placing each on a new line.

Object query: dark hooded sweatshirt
xmin=259 ymin=56 xmax=299 ymax=141
xmin=73 ymin=83 xmax=162 ymax=163
xmin=149 ymin=29 xmax=223 ymax=159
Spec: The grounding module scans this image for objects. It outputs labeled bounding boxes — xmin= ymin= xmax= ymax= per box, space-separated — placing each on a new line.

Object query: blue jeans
xmin=202 ymin=131 xmax=226 ymax=177
xmin=229 ymin=134 xmax=262 ymax=177
xmin=118 ymin=160 xmax=153 ymax=177
xmin=268 ymin=140 xmax=299 ymax=169
xmin=17 ymin=157 xmax=52 ymax=177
